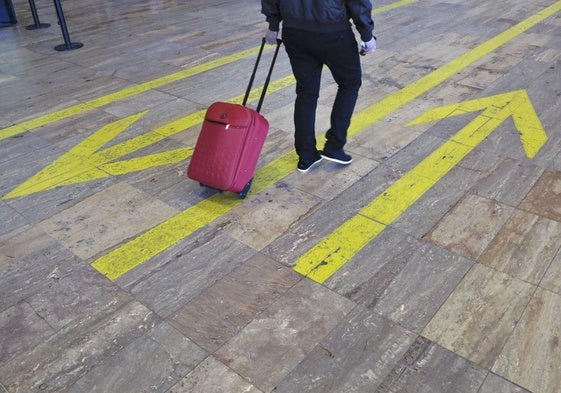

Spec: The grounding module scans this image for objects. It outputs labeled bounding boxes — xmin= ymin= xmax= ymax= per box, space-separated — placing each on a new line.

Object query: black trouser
xmin=282 ymin=27 xmax=362 ymax=162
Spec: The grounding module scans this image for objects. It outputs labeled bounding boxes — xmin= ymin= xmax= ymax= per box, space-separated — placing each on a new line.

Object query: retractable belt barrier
xmin=3 ymin=0 xmax=83 ymax=50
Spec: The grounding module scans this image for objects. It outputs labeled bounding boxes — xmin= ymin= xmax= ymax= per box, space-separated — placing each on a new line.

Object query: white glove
xmin=265 ymin=29 xmax=278 ymax=45
xmin=360 ymin=37 xmax=376 ymax=55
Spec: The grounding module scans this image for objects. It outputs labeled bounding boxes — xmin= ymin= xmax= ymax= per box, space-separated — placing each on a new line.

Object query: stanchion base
xmin=26 ymin=23 xmax=51 ymax=30
xmin=55 ymin=42 xmax=83 ymax=51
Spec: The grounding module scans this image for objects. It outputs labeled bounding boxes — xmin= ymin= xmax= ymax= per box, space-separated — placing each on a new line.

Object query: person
xmin=261 ymin=0 xmax=376 ymax=173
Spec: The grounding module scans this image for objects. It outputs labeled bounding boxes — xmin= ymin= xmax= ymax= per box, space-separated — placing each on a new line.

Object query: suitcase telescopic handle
xmin=242 ymin=37 xmax=283 ymax=113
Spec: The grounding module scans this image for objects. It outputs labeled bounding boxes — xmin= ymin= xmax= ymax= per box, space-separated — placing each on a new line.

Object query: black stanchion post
xmin=26 ymin=0 xmax=50 ymax=30
xmin=53 ymin=0 xmax=82 ymax=51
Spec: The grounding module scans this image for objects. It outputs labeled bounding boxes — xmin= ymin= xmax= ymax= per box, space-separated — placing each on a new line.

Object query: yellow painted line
xmin=92 ymin=152 xmax=298 ymax=280
xmin=295 ymin=90 xmax=547 ymax=282
xmin=0 ymin=46 xmax=265 ymax=142
xmin=373 ymin=0 xmax=417 ymax=14
xmin=293 ymin=215 xmax=386 ymax=283
xmin=3 ymin=74 xmax=296 ymax=200
xmin=92 ymin=2 xmax=559 ymax=281
xmin=0 ymin=0 xmax=416 ymax=143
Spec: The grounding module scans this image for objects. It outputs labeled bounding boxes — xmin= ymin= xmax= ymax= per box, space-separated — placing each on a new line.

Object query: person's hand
xmin=265 ymin=29 xmax=278 ymax=45
xmin=360 ymin=37 xmax=376 ymax=55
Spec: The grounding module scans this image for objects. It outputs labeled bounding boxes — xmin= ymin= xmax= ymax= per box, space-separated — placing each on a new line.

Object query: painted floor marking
xmin=374 ymin=0 xmax=418 ymax=14
xmin=0 ymin=0 xmax=413 ymax=143
xmin=3 ymin=74 xmax=297 ymax=200
xmin=92 ymin=2 xmax=560 ymax=280
xmin=294 ymin=90 xmax=548 ymax=283
xmin=0 ymin=45 xmax=263 ymax=142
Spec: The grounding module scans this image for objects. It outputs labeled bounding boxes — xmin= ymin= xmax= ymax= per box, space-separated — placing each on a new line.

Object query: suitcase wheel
xmin=199 ymin=183 xmax=224 ymax=193
xmin=239 ymin=178 xmax=253 ymax=199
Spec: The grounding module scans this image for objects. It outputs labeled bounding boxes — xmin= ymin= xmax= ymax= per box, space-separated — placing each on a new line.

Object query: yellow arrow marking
xmin=92 ymin=2 xmax=559 ymax=280
xmin=294 ymin=90 xmax=548 ymax=283
xmin=2 ymin=74 xmax=297 ymax=200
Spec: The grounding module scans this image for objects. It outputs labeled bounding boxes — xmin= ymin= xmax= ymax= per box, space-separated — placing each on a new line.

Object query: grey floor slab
xmin=167 ymin=253 xmax=301 ymax=352
xmin=67 ymin=322 xmax=207 ymax=393
xmin=375 ymin=337 xmax=487 ymax=393
xmin=273 ymin=306 xmax=417 ymax=393
xmin=129 ymin=231 xmax=257 ymax=318
xmin=215 ymin=279 xmax=355 ymax=392
xmin=167 ymin=356 xmax=263 ymax=393
xmin=0 ymin=301 xmax=158 ymax=392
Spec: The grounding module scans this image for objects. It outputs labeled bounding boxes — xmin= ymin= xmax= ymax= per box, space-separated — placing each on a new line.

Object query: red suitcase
xmin=187 ymin=38 xmax=282 ymax=198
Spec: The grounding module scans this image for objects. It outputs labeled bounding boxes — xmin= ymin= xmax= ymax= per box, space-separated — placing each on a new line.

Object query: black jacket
xmin=261 ymin=0 xmax=374 ymax=42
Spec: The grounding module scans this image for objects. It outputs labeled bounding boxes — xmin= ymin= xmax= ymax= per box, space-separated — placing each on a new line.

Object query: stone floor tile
xmin=479 ymin=373 xmax=531 ymax=393
xmin=0 ymin=301 xmax=157 ymax=392
xmin=0 ymin=143 xmax=64 ymax=198
xmin=37 ymin=182 xmax=179 ymax=260
xmin=390 ymin=176 xmax=467 ymax=239
xmin=479 ymin=209 xmax=561 ymax=284
xmin=0 ymin=302 xmax=55 ymax=364
xmin=27 ymin=262 xmax=133 ymax=331
xmin=0 ymin=201 xmax=28 ymax=240
xmin=0 ymin=229 xmax=74 ymax=312
xmin=384 ymin=133 xmax=446 ymax=174
xmin=541 ymin=250 xmax=561 ymax=295
xmin=519 ymin=169 xmax=561 ymax=222
xmin=492 ymin=288 xmax=561 ymax=393
xmin=38 ymin=108 xmax=118 ymax=148
xmin=468 ymin=158 xmax=544 ymax=207
xmin=325 ymin=227 xmax=421 ymax=301
xmin=0 ymin=225 xmax=57 ymax=270
xmin=375 ymin=337 xmax=487 ymax=393
xmin=214 ymin=182 xmax=322 ymax=250
xmin=372 ymin=242 xmax=473 ymax=333
xmin=67 ymin=322 xmax=207 ymax=393
xmin=273 ymin=306 xmax=416 ymax=393
xmin=168 ymin=253 xmax=301 ymax=352
xmin=102 ymin=89 xmax=178 ymax=119
xmin=554 ymin=150 xmax=561 ymax=171
xmin=214 ymin=279 xmax=355 ymax=392
xmin=423 ymin=264 xmax=535 ymax=369
xmin=328 ymin=228 xmax=469 ymax=330
xmin=346 ymin=121 xmax=420 ymax=162
xmin=263 ymin=165 xmax=398 ymax=266
xmin=288 ymin=155 xmax=380 ymax=202
xmin=126 ymin=160 xmax=200 ymax=211
xmin=167 ymin=356 xmax=262 ymax=393
xmin=129 ymin=231 xmax=256 ymax=318
xmin=4 ymin=174 xmax=119 ymax=223
xmin=0 ymin=141 xmax=69 ymax=205
xmin=424 ymin=194 xmax=515 ymax=260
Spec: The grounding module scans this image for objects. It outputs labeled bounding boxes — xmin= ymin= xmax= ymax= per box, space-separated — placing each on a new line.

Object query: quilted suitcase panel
xmin=187 ymin=102 xmax=269 ymax=193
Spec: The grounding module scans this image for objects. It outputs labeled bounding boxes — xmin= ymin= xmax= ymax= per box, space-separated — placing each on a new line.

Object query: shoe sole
xmin=297 ymin=157 xmax=323 ymax=173
xmin=321 ymin=154 xmax=352 ymax=165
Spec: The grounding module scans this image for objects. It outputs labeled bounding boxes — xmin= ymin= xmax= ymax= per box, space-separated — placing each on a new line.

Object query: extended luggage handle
xmin=242 ymin=37 xmax=283 ymax=113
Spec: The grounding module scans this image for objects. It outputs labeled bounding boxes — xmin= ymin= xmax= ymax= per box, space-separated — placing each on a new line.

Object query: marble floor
xmin=1 ymin=0 xmax=561 ymax=392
